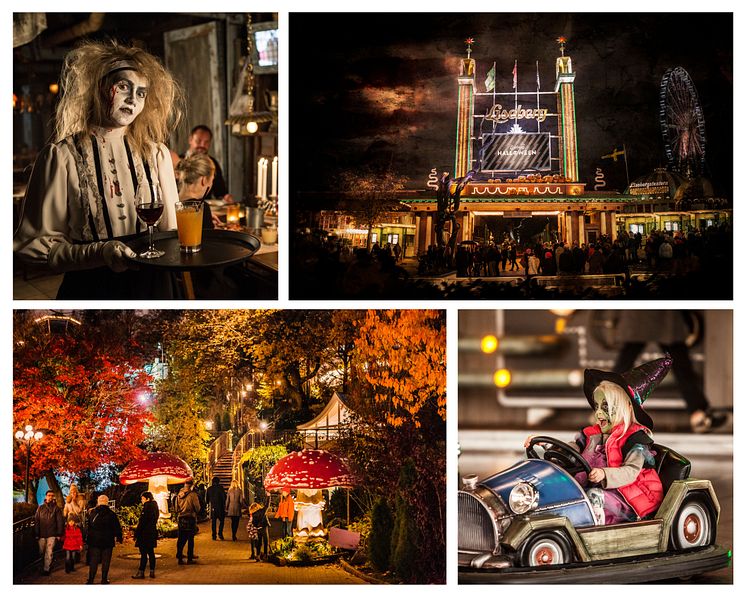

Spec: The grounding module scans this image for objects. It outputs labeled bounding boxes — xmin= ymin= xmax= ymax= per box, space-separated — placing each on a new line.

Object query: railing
xmin=206 ymin=431 xmax=233 ymax=482
xmin=230 ymin=429 xmax=294 ymax=499
xmin=531 ymin=273 xmax=626 ymax=289
xmin=232 ymin=430 xmax=254 ymax=496
xmin=299 ymin=425 xmax=347 ymax=449
xmin=13 ymin=515 xmax=40 ymax=574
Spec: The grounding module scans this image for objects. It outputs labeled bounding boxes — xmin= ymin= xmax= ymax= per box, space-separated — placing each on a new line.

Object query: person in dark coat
xmin=508 ymin=244 xmax=518 ymax=271
xmin=34 ymin=490 xmax=65 ymax=575
xmin=541 ymin=250 xmax=556 ymax=276
xmin=86 ymin=495 xmax=123 ymax=584
xmin=558 ymin=246 xmax=574 ymax=274
xmin=206 ymin=477 xmax=227 ymax=540
xmin=131 ymin=491 xmax=159 ymax=579
xmin=249 ymin=502 xmax=270 ymax=561
xmin=175 ymin=480 xmax=201 ymax=564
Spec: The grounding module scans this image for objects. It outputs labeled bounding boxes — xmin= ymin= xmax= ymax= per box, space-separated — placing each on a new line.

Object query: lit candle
xmin=261 ymin=158 xmax=268 ymax=200
xmin=256 ymin=158 xmax=262 ymax=197
xmin=226 ymin=203 xmax=241 ymax=224
xmin=271 ymin=156 xmax=278 ymax=197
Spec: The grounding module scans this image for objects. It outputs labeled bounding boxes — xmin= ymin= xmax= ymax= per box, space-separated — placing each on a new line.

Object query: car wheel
xmin=670 ymin=494 xmax=715 ymax=550
xmin=520 ymin=531 xmax=572 ymax=567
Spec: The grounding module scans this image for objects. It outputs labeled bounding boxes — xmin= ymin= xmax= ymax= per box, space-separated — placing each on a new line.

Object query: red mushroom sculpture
xmin=120 ymin=452 xmax=193 ymax=518
xmin=264 ymin=449 xmax=354 ymax=538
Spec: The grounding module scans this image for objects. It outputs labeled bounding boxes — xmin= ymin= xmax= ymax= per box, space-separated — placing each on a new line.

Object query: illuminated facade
xmin=402 ymin=38 xmax=632 ymax=253
xmin=316 ymin=211 xmax=417 ymax=256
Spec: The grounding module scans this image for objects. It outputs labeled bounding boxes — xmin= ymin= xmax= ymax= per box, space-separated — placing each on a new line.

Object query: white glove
xmin=48 ymin=240 xmax=137 ymax=273
xmin=102 ymin=241 xmax=137 ymax=272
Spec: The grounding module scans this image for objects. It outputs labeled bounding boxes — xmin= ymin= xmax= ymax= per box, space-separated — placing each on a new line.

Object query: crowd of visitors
xmin=30 ymin=479 xmax=288 ymax=583
xmin=450 ymin=223 xmax=731 ymax=280
xmin=291 ymin=222 xmax=731 ymax=298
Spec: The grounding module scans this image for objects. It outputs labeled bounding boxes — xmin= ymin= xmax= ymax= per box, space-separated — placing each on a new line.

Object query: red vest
xmin=582 ymin=423 xmax=663 ymax=518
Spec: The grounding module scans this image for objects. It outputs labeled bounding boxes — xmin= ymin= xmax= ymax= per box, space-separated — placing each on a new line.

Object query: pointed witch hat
xmin=583 ymin=354 xmax=673 ymax=431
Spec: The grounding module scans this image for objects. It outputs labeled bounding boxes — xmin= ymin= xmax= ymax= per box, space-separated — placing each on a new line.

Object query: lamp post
xmin=259 ymin=421 xmax=268 ymax=445
xmin=14 ymin=424 xmax=43 ymax=503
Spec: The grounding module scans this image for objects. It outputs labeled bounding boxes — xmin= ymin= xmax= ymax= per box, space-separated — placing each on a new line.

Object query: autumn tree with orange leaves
xmin=13 ymin=311 xmax=153 ymax=503
xmin=354 ymin=309 xmax=446 ymax=427
xmin=334 ymin=309 xmax=446 ymax=583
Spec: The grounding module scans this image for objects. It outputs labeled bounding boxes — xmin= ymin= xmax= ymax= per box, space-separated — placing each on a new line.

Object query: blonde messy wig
xmin=55 ymin=39 xmax=184 ymax=157
xmin=593 ymin=380 xmax=636 ymax=434
xmin=175 ymin=153 xmax=215 ymax=192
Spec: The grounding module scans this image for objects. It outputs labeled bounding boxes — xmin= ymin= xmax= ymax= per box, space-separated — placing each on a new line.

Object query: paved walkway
xmin=18 ymin=518 xmax=366 ymax=585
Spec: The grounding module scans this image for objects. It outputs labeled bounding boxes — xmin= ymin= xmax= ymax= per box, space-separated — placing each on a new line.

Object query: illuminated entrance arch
xmin=404 ymin=37 xmax=632 ymax=254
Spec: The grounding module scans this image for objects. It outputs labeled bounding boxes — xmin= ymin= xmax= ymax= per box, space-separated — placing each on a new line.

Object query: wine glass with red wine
xmin=136 ymin=192 xmax=165 ymax=258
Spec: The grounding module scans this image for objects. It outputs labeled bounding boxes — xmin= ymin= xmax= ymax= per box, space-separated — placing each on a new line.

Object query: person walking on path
xmin=175 ymin=480 xmax=201 ymax=564
xmin=275 ymin=488 xmax=295 ymax=539
xmin=206 ymin=477 xmax=226 ymax=540
xmin=34 ymin=490 xmax=65 ymax=576
xmin=64 ymin=484 xmax=86 ymax=522
xmin=249 ymin=502 xmax=270 ymax=561
xmin=62 ymin=514 xmax=84 ymax=573
xmin=86 ymin=495 xmax=123 ymax=584
xmin=131 ymin=491 xmax=159 ymax=579
xmin=225 ymin=479 xmax=246 ymax=541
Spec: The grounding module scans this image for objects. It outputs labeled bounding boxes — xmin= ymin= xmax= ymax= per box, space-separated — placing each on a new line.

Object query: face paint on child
xmin=104 ymin=69 xmax=148 ymax=128
xmin=593 ymin=389 xmax=614 ymax=433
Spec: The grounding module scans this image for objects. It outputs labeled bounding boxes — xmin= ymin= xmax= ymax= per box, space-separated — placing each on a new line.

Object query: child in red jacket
xmin=62 ymin=513 xmax=84 ymax=573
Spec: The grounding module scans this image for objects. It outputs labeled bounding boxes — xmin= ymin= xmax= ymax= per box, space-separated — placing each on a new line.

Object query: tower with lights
xmin=455 ymin=38 xmax=476 ymax=177
xmin=555 ymin=37 xmax=579 ymax=182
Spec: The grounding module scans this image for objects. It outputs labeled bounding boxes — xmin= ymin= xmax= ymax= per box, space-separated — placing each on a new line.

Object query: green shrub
xmin=293 ymin=544 xmax=314 ymax=562
xmin=348 ymin=514 xmax=371 ymax=545
xmin=115 ymin=505 xmax=178 ymax=538
xmin=368 ymin=497 xmax=393 ymax=571
xmin=156 ymin=518 xmax=178 ymax=538
xmin=116 ymin=505 xmax=141 ymax=531
xmin=271 ymin=536 xmax=295 ymax=557
xmin=391 ymin=459 xmax=419 ymax=582
xmin=271 ymin=537 xmax=334 ymax=562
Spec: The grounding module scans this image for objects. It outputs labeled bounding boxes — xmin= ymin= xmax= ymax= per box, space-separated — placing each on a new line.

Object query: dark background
xmin=290 ymin=12 xmax=732 ymax=197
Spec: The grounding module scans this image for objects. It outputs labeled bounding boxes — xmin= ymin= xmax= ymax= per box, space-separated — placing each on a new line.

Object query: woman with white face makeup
xmin=13 ymin=40 xmax=184 ymax=298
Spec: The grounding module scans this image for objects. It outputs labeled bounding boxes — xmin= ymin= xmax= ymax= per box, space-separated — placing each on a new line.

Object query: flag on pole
xmin=601 ymin=147 xmax=626 ymax=162
xmin=536 ymin=60 xmax=540 ymax=90
xmin=512 ymin=60 xmax=517 ymax=89
xmin=485 ymin=64 xmax=496 ymax=92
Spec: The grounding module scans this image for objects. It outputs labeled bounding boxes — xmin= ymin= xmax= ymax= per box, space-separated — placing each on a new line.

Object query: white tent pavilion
xmin=296 ymin=392 xmax=352 ymax=448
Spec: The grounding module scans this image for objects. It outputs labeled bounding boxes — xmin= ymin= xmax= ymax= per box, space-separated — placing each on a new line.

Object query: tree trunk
xmin=29 ymin=479 xmax=40 ymax=506
xmin=367 ymin=225 xmax=373 ymax=251
xmin=45 ymin=471 xmax=64 ymax=507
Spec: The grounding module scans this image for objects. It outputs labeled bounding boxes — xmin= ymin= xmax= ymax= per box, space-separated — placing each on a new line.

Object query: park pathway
xmin=18 ymin=517 xmax=366 ymax=585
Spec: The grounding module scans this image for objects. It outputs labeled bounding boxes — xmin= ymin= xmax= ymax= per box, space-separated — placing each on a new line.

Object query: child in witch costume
xmin=573 ymin=355 xmax=671 ymax=525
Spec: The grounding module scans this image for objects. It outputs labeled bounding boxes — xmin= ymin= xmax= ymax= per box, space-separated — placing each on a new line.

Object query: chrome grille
xmin=458 ymin=491 xmax=496 ymax=552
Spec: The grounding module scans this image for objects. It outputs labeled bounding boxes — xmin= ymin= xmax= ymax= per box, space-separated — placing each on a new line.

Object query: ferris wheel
xmin=659 ymin=66 xmax=706 ymax=176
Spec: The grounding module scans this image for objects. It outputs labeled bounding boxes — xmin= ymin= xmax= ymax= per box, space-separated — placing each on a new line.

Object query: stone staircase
xmin=212 ymin=451 xmax=234 ymax=489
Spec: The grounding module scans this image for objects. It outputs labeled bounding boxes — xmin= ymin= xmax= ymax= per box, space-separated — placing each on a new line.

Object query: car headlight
xmin=509 ymin=482 xmax=539 ymax=514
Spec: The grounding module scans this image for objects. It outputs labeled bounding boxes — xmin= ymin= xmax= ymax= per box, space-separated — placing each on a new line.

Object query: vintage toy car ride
xmin=458 ymin=436 xmax=731 ymax=583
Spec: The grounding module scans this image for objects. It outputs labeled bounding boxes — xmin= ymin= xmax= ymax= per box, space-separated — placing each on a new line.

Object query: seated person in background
xmin=175 ymin=153 xmax=221 ymax=229
xmin=181 ymin=125 xmax=232 ymax=202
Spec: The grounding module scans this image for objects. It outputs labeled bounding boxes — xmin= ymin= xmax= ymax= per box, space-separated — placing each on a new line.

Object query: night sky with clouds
xmin=290 ymin=12 xmax=732 ymax=197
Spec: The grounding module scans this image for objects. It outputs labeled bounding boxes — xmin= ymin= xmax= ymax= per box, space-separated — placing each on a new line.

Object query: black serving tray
xmin=126 ymin=229 xmax=260 ymax=271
